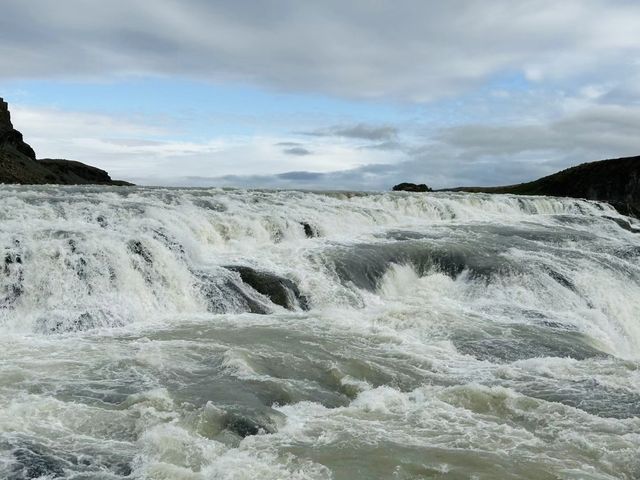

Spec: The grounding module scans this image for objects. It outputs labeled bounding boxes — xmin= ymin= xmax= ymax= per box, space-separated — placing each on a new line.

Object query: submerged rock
xmin=127 ymin=240 xmax=153 ymax=264
xmin=604 ymin=215 xmax=640 ymax=233
xmin=1 ymin=245 xmax=24 ymax=309
xmin=35 ymin=311 xmax=124 ymax=334
xmin=223 ymin=413 xmax=274 ymax=438
xmin=300 ymin=221 xmax=319 ymax=238
xmin=197 ymin=272 xmax=271 ymax=315
xmin=226 ymin=266 xmax=309 ymax=311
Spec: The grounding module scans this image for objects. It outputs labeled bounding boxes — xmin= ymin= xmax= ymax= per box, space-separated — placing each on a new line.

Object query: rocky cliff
xmin=0 ymin=97 xmax=132 ymax=186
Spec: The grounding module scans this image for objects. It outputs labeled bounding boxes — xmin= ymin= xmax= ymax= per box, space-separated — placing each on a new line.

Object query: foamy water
xmin=1 ymin=186 xmax=639 ymax=479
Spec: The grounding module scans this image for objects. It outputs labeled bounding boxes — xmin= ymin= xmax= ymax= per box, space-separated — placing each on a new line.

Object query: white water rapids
xmin=1 ymin=186 xmax=639 ymax=479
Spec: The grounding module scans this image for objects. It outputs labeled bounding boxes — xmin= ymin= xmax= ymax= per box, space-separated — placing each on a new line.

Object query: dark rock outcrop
xmin=0 ymin=98 xmax=36 ymax=160
xmin=223 ymin=413 xmax=275 ymax=438
xmin=196 ymin=271 xmax=271 ymax=315
xmin=226 ymin=266 xmax=309 ymax=311
xmin=392 ymin=182 xmax=432 ymax=192
xmin=38 ymin=159 xmax=132 ymax=186
xmin=449 ymin=156 xmax=640 ymax=217
xmin=300 ymin=221 xmax=319 ymax=238
xmin=0 ymin=97 xmax=133 ymax=186
xmin=0 ymin=98 xmax=10 ymax=129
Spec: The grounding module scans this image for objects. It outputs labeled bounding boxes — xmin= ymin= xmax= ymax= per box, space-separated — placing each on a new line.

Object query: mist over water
xmin=1 ymin=186 xmax=639 ymax=479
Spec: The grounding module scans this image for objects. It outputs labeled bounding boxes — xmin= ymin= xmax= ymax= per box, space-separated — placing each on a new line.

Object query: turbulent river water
xmin=1 ymin=186 xmax=640 ymax=480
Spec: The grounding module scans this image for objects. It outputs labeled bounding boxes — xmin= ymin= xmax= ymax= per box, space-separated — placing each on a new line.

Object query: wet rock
xmin=2 ymin=246 xmax=24 ymax=308
xmin=127 ymin=240 xmax=153 ymax=264
xmin=0 ymin=283 xmax=23 ymax=309
xmin=67 ymin=239 xmax=78 ymax=253
xmin=226 ymin=266 xmax=309 ymax=311
xmin=224 ymin=415 xmax=266 ymax=437
xmin=615 ymin=245 xmax=640 ymax=259
xmin=96 ymin=215 xmax=108 ymax=228
xmin=3 ymin=251 xmax=22 ymax=273
xmin=543 ymin=267 xmax=575 ymax=292
xmin=197 ymin=272 xmax=271 ymax=315
xmin=392 ymin=182 xmax=432 ymax=192
xmin=152 ymin=228 xmax=185 ymax=256
xmin=222 ymin=412 xmax=277 ymax=438
xmin=300 ymin=222 xmax=318 ymax=238
xmin=127 ymin=240 xmax=156 ymax=285
xmin=37 ymin=313 xmax=86 ymax=334
xmin=36 ymin=311 xmax=123 ymax=334
xmin=604 ymin=215 xmax=640 ymax=233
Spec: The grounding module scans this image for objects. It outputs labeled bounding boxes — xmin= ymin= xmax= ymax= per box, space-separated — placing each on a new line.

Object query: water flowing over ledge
xmin=1 ymin=186 xmax=639 ymax=479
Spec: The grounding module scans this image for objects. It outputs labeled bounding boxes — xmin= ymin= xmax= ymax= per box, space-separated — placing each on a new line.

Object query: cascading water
xmin=1 ymin=185 xmax=639 ymax=479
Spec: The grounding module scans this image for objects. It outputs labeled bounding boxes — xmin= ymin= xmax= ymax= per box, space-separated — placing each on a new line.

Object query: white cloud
xmin=9 ymin=106 xmax=407 ymax=183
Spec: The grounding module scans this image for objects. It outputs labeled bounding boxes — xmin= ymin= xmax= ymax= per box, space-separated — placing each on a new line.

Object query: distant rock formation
xmin=0 ymin=98 xmax=36 ymax=160
xmin=0 ymin=97 xmax=132 ymax=186
xmin=449 ymin=156 xmax=640 ymax=217
xmin=392 ymin=182 xmax=432 ymax=192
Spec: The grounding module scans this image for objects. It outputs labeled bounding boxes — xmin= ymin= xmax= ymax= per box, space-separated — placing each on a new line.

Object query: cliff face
xmin=0 ymin=98 xmax=12 ymax=132
xmin=0 ymin=98 xmax=37 ymax=160
xmin=0 ymin=97 xmax=132 ymax=186
xmin=449 ymin=156 xmax=640 ymax=217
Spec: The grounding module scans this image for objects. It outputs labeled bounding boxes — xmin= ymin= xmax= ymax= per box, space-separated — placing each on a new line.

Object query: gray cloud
xmin=361 ymin=141 xmax=403 ymax=151
xmin=283 ymin=146 xmax=312 ymax=156
xmin=275 ymin=142 xmax=313 ymax=156
xmin=437 ymin=105 xmax=640 ymax=159
xmin=303 ymin=124 xmax=399 ymax=141
xmin=277 ymin=171 xmax=323 ymax=181
xmin=2 ymin=1 xmax=640 ymax=101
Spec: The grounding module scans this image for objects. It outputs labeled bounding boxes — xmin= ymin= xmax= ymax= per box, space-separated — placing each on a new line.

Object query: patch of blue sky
xmin=0 ymin=71 xmax=556 ymax=146
xmin=409 ymin=71 xmax=542 ymax=130
xmin=0 ymin=77 xmax=417 ymax=140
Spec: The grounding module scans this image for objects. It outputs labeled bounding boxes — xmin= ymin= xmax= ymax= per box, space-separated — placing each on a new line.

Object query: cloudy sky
xmin=2 ymin=0 xmax=640 ymax=189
